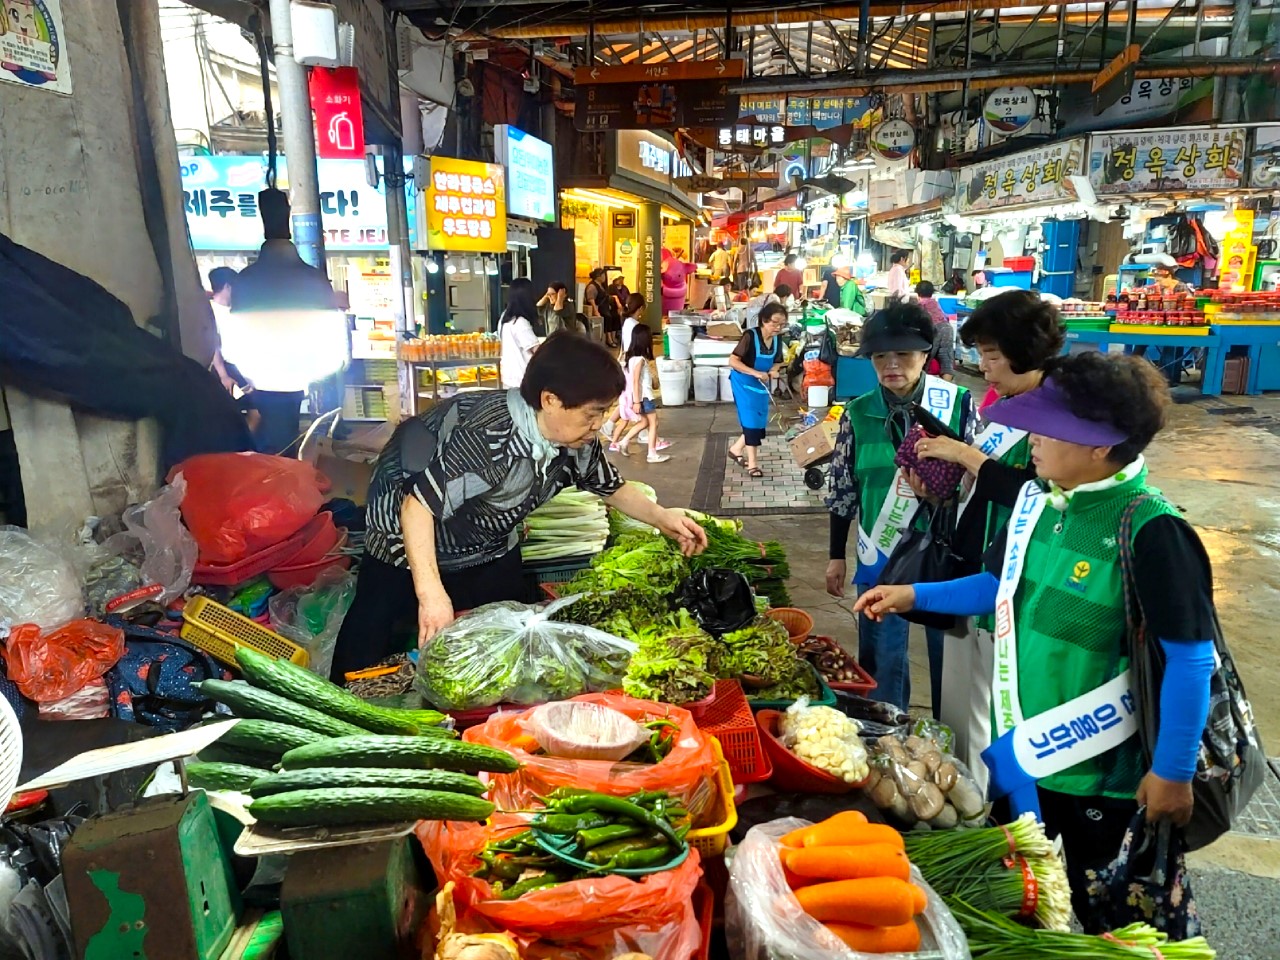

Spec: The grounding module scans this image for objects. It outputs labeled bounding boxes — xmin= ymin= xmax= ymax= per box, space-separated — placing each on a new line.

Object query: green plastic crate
xmin=746 ymin=665 xmax=837 ymax=711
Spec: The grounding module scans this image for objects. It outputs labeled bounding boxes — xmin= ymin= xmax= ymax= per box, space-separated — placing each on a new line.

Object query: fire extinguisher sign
xmin=309 ymin=66 xmax=366 ymax=160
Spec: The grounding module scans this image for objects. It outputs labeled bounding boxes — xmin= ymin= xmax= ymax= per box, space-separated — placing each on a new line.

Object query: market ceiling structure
xmin=387 ymin=0 xmax=1271 ymax=95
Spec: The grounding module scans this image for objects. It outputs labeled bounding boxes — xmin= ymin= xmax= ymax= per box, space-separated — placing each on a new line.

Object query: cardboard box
xmin=705 ymin=320 xmax=744 ymax=340
xmin=789 ymin=420 xmax=840 ymax=468
xmin=309 ymin=433 xmax=387 ymax=504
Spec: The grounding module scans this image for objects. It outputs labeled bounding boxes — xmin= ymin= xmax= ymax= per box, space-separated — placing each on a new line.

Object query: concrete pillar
xmin=638 ymin=202 xmax=662 ymax=329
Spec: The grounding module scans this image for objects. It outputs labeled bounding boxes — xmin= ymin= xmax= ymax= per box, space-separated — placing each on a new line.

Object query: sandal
xmin=748 ymin=467 xmax=764 ymax=478
xmin=728 ymin=452 xmax=746 ymax=467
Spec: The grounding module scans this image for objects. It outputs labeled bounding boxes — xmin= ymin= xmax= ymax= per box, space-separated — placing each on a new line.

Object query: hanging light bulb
xmin=425 ymin=256 xmax=440 ymax=274
xmin=445 ymin=257 xmax=457 ymax=275
xmin=472 ymin=257 xmax=484 ymax=276
xmin=485 ymin=258 xmax=499 ymax=275
xmin=459 ymin=258 xmax=471 ymax=274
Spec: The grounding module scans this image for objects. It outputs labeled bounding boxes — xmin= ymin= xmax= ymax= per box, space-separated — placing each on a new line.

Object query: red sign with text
xmin=309 ymin=67 xmax=365 ymax=160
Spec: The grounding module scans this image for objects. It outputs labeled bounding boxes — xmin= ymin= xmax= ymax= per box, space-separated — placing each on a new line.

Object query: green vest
xmin=847 ymin=378 xmax=968 ymax=582
xmin=1011 ymin=469 xmax=1178 ymax=798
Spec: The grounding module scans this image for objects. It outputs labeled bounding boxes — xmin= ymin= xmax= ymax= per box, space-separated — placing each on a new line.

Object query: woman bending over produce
xmin=854 ymin=353 xmax=1216 ymax=928
xmin=331 ymin=332 xmax=707 ymax=681
xmin=825 ymin=300 xmax=974 ymax=712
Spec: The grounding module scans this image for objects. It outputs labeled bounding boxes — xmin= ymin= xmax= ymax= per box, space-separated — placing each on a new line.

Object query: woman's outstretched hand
xmin=852 ymin=585 xmax=916 ymax=622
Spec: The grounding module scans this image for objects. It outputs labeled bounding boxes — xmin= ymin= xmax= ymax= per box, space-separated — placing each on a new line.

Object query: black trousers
xmin=329 ymin=550 xmax=526 ymax=682
xmin=251 ymin=390 xmax=304 ymax=456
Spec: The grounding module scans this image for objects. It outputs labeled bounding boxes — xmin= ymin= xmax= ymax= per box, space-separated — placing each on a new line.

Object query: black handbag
xmin=876 ymin=500 xmax=972 ymax=630
xmin=1119 ymin=496 xmax=1267 ymax=851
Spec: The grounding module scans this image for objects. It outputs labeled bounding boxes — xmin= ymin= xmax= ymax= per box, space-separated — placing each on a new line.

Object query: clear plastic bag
xmin=4 ymin=620 xmax=125 ymax=702
xmin=36 ymin=678 xmax=110 ymax=720
xmin=100 ymin=475 xmax=198 ymax=603
xmin=726 ymin=817 xmax=971 ymax=960
xmin=0 ymin=527 xmax=84 ymax=630
xmin=268 ymin=567 xmax=356 ymax=678
xmin=780 ymin=697 xmax=870 ymax=784
xmin=863 ymin=731 xmax=988 ymax=830
xmin=523 ymin=702 xmax=650 ymax=762
xmin=414 ymin=598 xmax=637 ymax=710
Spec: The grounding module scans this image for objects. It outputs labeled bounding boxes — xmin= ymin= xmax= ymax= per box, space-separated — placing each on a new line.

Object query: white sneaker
xmin=647 ymin=453 xmax=670 ymax=463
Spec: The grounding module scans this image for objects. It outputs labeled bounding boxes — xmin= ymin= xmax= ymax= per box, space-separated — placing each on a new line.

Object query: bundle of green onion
xmin=953 ymin=900 xmax=1216 ymax=958
xmin=607 ymin=481 xmax=658 ymax=539
xmin=522 ymin=488 xmax=609 ymax=561
xmin=688 ymin=520 xmax=792 ymax=606
xmin=902 ymin=813 xmax=1070 ymax=931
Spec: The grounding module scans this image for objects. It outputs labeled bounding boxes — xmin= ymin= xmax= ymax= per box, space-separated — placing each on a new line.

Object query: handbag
xmin=876 ymin=500 xmax=971 ymax=630
xmin=1082 ymin=812 xmax=1201 ymax=939
xmin=894 ymin=423 xmax=967 ymax=500
xmin=1119 ymin=496 xmax=1267 ymax=851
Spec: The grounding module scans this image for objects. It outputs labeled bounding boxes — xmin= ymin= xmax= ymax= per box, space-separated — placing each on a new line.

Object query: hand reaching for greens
xmin=416 ymin=586 xmax=456 ymax=651
xmin=653 ymin=508 xmax=708 ymax=557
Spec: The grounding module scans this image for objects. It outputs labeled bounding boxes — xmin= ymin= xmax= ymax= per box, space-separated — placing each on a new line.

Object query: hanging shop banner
xmin=1251 ymin=125 xmax=1280 ymax=189
xmin=425 ymin=156 xmax=506 ymax=253
xmin=1088 ymin=126 xmax=1247 ymax=194
xmin=957 ymin=138 xmax=1087 ymax=214
xmin=180 ymin=155 xmax=416 ymax=252
xmin=574 ymin=60 xmax=743 ymax=131
xmin=983 ymin=87 xmax=1036 ymax=136
xmin=718 ymin=125 xmax=789 ymax=149
xmin=739 ymin=96 xmax=785 ymax=124
xmin=309 ymin=67 xmax=366 ymax=160
xmin=739 ymin=95 xmax=875 ymax=129
xmin=870 ymin=120 xmax=916 ymax=166
xmin=495 ymin=125 xmax=555 ymax=223
xmin=0 ymin=0 xmax=71 ymax=95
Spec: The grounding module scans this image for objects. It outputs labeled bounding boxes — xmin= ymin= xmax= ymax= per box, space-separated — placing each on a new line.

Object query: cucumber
xmin=236 ymin=648 xmax=451 ymax=736
xmin=187 ymin=761 xmax=271 ymax=793
xmin=197 ymin=743 xmax=281 ymax=770
xmin=196 ymin=679 xmax=366 ymax=738
xmin=248 ymin=788 xmax=494 ymax=827
xmin=280 ymin=735 xmax=519 ymax=775
xmin=218 ymin=719 xmax=326 ymax=758
xmin=249 ymin=767 xmax=487 ymax=798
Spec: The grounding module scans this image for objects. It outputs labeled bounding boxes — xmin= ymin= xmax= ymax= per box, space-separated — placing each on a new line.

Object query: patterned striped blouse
xmin=365 ymin=390 xmax=622 ymax=572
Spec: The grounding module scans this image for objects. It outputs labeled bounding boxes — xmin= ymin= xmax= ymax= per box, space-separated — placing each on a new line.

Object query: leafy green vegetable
xmin=722 ymin=616 xmax=818 ymax=700
xmin=553 ymin=584 xmax=670 ymax=632
xmin=620 ymin=609 xmax=720 ymax=704
xmin=566 ymin=535 xmax=690 ymax=595
xmin=688 ymin=521 xmax=792 ymax=599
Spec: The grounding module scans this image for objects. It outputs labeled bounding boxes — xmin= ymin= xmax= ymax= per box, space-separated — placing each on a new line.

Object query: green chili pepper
xmin=614 ymin=844 xmax=674 ymax=869
xmin=584 ymin=836 xmax=658 ymax=864
xmin=496 ymin=874 xmax=562 ymax=900
xmin=478 ymin=853 xmax=524 ymax=883
xmin=543 ymin=787 xmax=595 ymax=802
xmin=536 ymin=813 xmax=612 ymax=834
xmin=577 ymin=823 xmax=643 ymax=849
xmin=550 ymin=793 xmax=683 ymax=848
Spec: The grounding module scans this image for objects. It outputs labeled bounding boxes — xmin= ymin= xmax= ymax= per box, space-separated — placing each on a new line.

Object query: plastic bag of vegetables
xmin=780 ymin=698 xmax=870 ymax=785
xmin=414 ymin=598 xmax=637 ymax=710
xmin=726 ymin=818 xmax=971 ymax=960
xmin=862 ymin=733 xmax=987 ymax=831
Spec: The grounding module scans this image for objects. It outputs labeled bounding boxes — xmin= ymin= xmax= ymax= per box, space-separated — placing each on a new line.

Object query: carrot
xmin=803 ymin=821 xmax=903 ymax=852
xmin=780 ymin=825 xmax=811 ymax=849
xmin=794 ymin=877 xmax=918 ymax=926
xmin=782 ymin=865 xmax=816 ymax=890
xmin=825 ymin=921 xmax=921 ymax=954
xmin=783 ymin=843 xmax=910 ymax=882
xmin=911 ymin=882 xmax=927 ymax=914
xmin=796 ymin=810 xmax=868 ymax=847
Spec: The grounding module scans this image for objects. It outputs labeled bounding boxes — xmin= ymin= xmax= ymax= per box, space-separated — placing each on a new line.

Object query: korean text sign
xmin=1088 ymin=127 xmax=1247 ymax=195
xmin=957 ymin=138 xmax=1086 ymax=213
xmin=425 ymin=157 xmax=507 ymax=253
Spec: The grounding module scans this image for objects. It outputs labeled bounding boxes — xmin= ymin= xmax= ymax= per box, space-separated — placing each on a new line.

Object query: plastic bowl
xmin=766 ymin=607 xmax=814 ymax=643
xmin=276 ymin=512 xmax=341 ymax=566
xmin=266 ymin=554 xmax=351 ymax=590
xmin=756 ymin=709 xmax=857 ymax=795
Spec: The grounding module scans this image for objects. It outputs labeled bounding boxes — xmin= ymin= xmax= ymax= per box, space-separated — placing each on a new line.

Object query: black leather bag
xmin=876 ymin=501 xmax=971 ymax=630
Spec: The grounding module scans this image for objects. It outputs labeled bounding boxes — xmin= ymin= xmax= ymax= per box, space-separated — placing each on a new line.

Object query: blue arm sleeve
xmin=1152 ymin=638 xmax=1215 ymax=782
xmin=911 ymin=573 xmax=999 ymax=617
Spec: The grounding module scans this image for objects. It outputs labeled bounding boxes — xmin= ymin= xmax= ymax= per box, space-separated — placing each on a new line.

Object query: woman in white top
xmin=614 ymin=323 xmax=669 ymax=463
xmin=499 ymin=277 xmax=540 ymax=389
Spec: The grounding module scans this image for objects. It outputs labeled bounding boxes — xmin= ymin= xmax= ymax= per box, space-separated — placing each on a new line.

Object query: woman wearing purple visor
xmin=853 ymin=352 xmax=1216 ymax=930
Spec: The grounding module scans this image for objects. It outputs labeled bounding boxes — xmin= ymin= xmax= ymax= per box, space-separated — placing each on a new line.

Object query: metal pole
xmin=1222 ymin=0 xmax=1253 ymax=121
xmin=267 ymin=0 xmax=326 ymax=269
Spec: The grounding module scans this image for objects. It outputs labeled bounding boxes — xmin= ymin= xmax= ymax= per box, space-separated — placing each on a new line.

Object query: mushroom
xmin=908 ymin=782 xmax=946 ymax=821
xmin=933 ymin=761 xmax=959 ymax=792
xmin=888 ymin=790 xmax=915 ymax=825
xmin=877 ymin=736 xmax=910 ymax=765
xmin=921 ymin=750 xmax=944 ymax=775
xmin=949 ymin=778 xmax=986 ymax=820
xmin=932 ymin=802 xmax=959 ymax=830
xmin=869 ymin=775 xmax=901 ymax=809
xmin=898 ymin=760 xmax=929 ymax=796
xmin=903 ymin=735 xmax=930 ymax=758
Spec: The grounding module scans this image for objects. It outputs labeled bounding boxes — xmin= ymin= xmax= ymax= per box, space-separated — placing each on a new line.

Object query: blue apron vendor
xmin=727 ymin=302 xmax=788 ymax=478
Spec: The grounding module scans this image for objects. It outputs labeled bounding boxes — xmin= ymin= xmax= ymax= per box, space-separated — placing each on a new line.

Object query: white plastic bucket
xmin=807 ymin=384 xmax=830 ymax=407
xmin=693 ymin=366 xmax=719 ymax=402
xmin=719 ymin=367 xmax=735 ymax=404
xmin=657 ymin=359 xmax=691 ymax=406
xmin=666 ymin=323 xmax=694 ymax=361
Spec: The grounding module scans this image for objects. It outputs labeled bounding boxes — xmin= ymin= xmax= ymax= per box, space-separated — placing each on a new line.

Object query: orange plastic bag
xmin=4 ymin=620 xmax=125 ymax=702
xmin=464 ymin=693 xmax=721 ymax=819
xmin=418 ymin=815 xmax=703 ymax=960
xmin=169 ymin=453 xmax=328 ymax=564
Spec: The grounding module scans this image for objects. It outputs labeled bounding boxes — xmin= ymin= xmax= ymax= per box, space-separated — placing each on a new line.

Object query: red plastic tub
xmin=756 ymin=709 xmax=862 ymax=795
xmin=1003 ymin=256 xmax=1035 ymax=272
xmin=266 ymin=553 xmax=351 ymax=590
xmin=192 ymin=512 xmax=331 ymax=587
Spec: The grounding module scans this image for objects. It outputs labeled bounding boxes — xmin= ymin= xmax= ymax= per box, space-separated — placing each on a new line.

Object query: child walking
xmin=615 ymin=325 xmax=669 ymax=463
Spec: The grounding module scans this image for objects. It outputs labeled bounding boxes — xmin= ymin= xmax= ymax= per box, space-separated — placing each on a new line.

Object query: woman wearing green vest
xmin=911 ymin=290 xmax=1067 ymax=786
xmin=826 ymin=300 xmax=973 ymax=712
xmin=854 ymin=353 xmax=1216 ymax=928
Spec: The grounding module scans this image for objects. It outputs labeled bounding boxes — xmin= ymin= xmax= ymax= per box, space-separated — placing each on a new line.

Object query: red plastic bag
xmin=464 ymin=694 xmax=721 ymax=821
xmin=170 ymin=453 xmax=328 ymax=564
xmin=418 ymin=815 xmax=703 ymax=960
xmin=4 ymin=620 xmax=125 ymax=702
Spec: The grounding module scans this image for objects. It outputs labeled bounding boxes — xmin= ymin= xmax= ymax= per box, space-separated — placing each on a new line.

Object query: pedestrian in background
xmin=915 ymin=282 xmax=955 ymax=381
xmin=537 ymin=282 xmax=575 ymax=335
xmin=614 ymin=324 xmax=669 ymax=463
xmin=886 ymin=250 xmax=912 ymax=299
xmin=499 ymin=277 xmax=540 ymax=389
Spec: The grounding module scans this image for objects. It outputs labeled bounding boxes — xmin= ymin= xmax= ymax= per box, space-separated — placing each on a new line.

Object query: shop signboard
xmin=1251 ymin=125 xmax=1280 ymax=189
xmin=425 ymin=156 xmax=506 ymax=252
xmin=870 ymin=120 xmax=916 ymax=166
xmin=718 ymin=125 xmax=788 ymax=149
xmin=983 ymin=87 xmax=1036 ymax=136
xmin=180 ymin=155 xmax=415 ymax=252
xmin=740 ymin=96 xmax=785 ymax=124
xmin=574 ymin=59 xmax=742 ymax=131
xmin=495 ymin=125 xmax=555 ymax=222
xmin=1088 ymin=126 xmax=1247 ymax=195
xmin=957 ymin=138 xmax=1086 ymax=213
xmin=739 ymin=95 xmax=874 ymax=129
xmin=309 ymin=67 xmax=366 ymax=160
xmin=616 ymin=130 xmax=680 ymax=188
xmin=0 ymin=0 xmax=70 ymax=94
xmin=1093 ymin=44 xmax=1140 ymax=114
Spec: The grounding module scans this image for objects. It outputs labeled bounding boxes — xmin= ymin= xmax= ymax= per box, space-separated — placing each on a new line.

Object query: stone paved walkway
xmin=696 ymin=433 xmax=829 ymax=516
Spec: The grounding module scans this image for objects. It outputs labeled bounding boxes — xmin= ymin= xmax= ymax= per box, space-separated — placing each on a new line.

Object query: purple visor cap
xmin=984 ymin=379 xmax=1128 ymax=447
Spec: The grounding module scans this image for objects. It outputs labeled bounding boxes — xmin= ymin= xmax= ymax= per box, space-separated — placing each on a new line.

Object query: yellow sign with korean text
xmin=425 ymin=156 xmax=507 ymax=252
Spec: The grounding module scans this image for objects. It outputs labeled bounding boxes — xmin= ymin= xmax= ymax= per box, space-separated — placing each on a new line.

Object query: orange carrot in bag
xmin=825 ymin=920 xmax=921 ymax=953
xmin=780 ymin=825 xmax=811 ymax=848
xmin=783 ymin=843 xmax=910 ymax=882
xmin=781 ymin=864 xmax=816 ymax=889
xmin=794 ymin=877 xmax=918 ymax=926
xmin=803 ymin=820 xmax=902 ymax=851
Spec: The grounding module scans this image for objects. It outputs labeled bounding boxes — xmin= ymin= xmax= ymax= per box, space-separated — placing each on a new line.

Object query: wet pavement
xmin=615 ymin=382 xmax=1280 ymax=957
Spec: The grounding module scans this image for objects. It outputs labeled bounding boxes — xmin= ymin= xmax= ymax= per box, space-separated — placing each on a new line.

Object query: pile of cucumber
xmin=186 ymin=647 xmax=519 ymax=829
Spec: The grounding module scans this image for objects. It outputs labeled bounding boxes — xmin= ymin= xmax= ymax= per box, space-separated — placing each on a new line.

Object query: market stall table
xmin=1062 ymin=328 xmax=1229 ymax=395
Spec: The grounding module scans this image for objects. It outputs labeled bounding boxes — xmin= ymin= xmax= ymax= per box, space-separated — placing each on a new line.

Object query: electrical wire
xmin=252 ymin=14 xmax=277 ymax=189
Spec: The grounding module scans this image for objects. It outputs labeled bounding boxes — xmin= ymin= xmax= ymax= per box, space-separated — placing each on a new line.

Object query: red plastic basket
xmin=693 ymin=881 xmax=714 ymax=960
xmin=756 ymin=709 xmax=860 ymax=795
xmin=687 ymin=680 xmax=771 ymax=785
xmin=1003 ymin=256 xmax=1035 ymax=271
xmin=192 ymin=512 xmax=332 ymax=587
